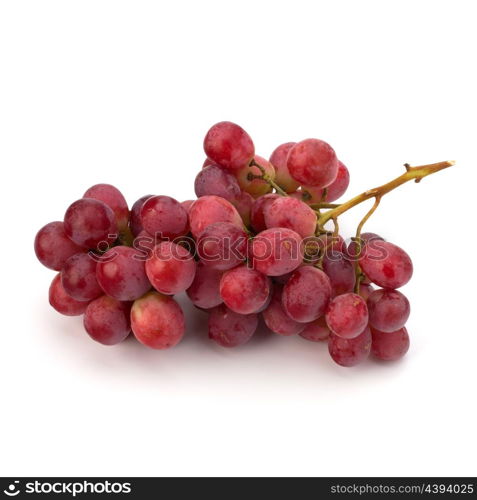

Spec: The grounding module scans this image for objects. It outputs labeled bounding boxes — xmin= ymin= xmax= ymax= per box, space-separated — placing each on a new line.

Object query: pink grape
xmin=197 ymin=222 xmax=248 ymax=271
xmin=181 ymin=199 xmax=195 ymax=214
xmin=96 ymin=246 xmax=151 ymax=301
xmin=49 ymin=274 xmax=90 ymax=316
xmin=282 ymin=266 xmax=332 ymax=322
xmin=325 ymin=292 xmax=368 ymax=339
xmin=371 ymin=326 xmax=410 ymax=361
xmin=359 ymin=240 xmax=413 ymax=289
xmin=203 ymin=121 xmax=255 ymax=171
xmin=202 ymin=158 xmax=215 ymax=168
xmin=262 ymin=286 xmax=305 ymax=336
xmin=251 ymin=228 xmax=304 ymax=276
xmin=34 ymin=221 xmax=84 ymax=271
xmin=302 ymin=160 xmax=350 ymax=203
xmin=83 ymin=184 xmax=129 ymax=230
xmin=208 ymin=304 xmax=258 ymax=347
xmin=145 ymin=241 xmax=196 ymax=295
xmin=269 ymin=142 xmax=300 ymax=193
xmin=328 ymin=326 xmax=372 ymax=367
xmin=235 ymin=155 xmax=275 ymax=197
xmin=188 ymin=195 xmax=243 ymax=238
xmin=132 ymin=230 xmax=157 ymax=259
xmin=231 ymin=191 xmax=254 ymax=226
xmin=186 ymin=261 xmax=223 ymax=309
xmin=358 ymin=283 xmax=374 ymax=301
xmin=220 ymin=265 xmax=271 ymax=314
xmin=287 ymin=138 xmax=338 ymax=188
xmin=347 ymin=232 xmax=383 ymax=260
xmin=322 ymin=252 xmax=356 ymax=296
xmin=194 ymin=164 xmax=241 ymax=201
xmin=367 ymin=289 xmax=410 ymax=332
xmin=64 ymin=198 xmax=118 ymax=249
xmin=129 ymin=194 xmax=154 ymax=236
xmin=131 ymin=291 xmax=185 ymax=349
xmin=299 ymin=316 xmax=330 ymax=342
xmin=250 ymin=193 xmax=280 ymax=233
xmin=140 ymin=195 xmax=189 ymax=239
xmin=83 ymin=296 xmax=131 ymax=345
xmin=61 ymin=253 xmax=103 ymax=301
xmin=264 ymin=196 xmax=316 ymax=238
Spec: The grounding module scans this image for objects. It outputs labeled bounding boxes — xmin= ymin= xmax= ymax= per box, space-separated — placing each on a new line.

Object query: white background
xmin=1 ymin=0 xmax=476 ymax=477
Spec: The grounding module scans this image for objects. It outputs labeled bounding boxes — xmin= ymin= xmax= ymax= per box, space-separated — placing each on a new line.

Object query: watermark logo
xmin=3 ymin=481 xmax=20 ymax=497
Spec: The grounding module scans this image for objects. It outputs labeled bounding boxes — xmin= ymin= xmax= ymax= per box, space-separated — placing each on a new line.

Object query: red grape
xmin=64 ymin=198 xmax=118 ymax=249
xmin=208 ymin=304 xmax=258 ymax=347
xmin=197 ymin=222 xmax=248 ymax=271
xmin=251 ymin=228 xmax=304 ymax=276
xmin=328 ymin=326 xmax=372 ymax=367
xmin=220 ymin=265 xmax=271 ymax=314
xmin=264 ymin=196 xmax=317 ymax=238
xmin=129 ymin=194 xmax=154 ymax=236
xmin=359 ymin=240 xmax=413 ymax=288
xmin=145 ymin=241 xmax=196 ymax=295
xmin=250 ymin=193 xmax=280 ymax=233
xmin=202 ymin=158 xmax=215 ymax=168
xmin=371 ymin=326 xmax=410 ymax=361
xmin=49 ymin=273 xmax=90 ymax=316
xmin=186 ymin=261 xmax=223 ymax=309
xmin=322 ymin=252 xmax=356 ymax=296
xmin=235 ymin=155 xmax=274 ymax=197
xmin=347 ymin=232 xmax=383 ymax=260
xmin=299 ymin=316 xmax=330 ymax=342
xmin=231 ymin=191 xmax=254 ymax=226
xmin=96 ymin=246 xmax=151 ymax=301
xmin=132 ymin=230 xmax=156 ymax=259
xmin=358 ymin=283 xmax=374 ymax=301
xmin=131 ymin=291 xmax=185 ymax=349
xmin=287 ymin=138 xmax=338 ymax=188
xmin=269 ymin=142 xmax=300 ymax=193
xmin=194 ymin=164 xmax=241 ymax=201
xmin=83 ymin=296 xmax=131 ymax=345
xmin=34 ymin=221 xmax=84 ymax=271
xmin=325 ymin=292 xmax=368 ymax=339
xmin=181 ymin=199 xmax=195 ymax=214
xmin=188 ymin=195 xmax=243 ymax=238
xmin=262 ymin=286 xmax=305 ymax=336
xmin=83 ymin=184 xmax=129 ymax=230
xmin=367 ymin=288 xmax=410 ymax=332
xmin=316 ymin=234 xmax=346 ymax=257
xmin=61 ymin=253 xmax=102 ymax=301
xmin=282 ymin=266 xmax=332 ymax=322
xmin=203 ymin=121 xmax=255 ymax=171
xmin=302 ymin=160 xmax=350 ymax=203
xmin=140 ymin=195 xmax=189 ymax=239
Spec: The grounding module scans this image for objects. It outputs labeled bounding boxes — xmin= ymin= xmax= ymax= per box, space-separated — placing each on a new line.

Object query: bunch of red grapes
xmin=34 ymin=121 xmax=413 ymax=367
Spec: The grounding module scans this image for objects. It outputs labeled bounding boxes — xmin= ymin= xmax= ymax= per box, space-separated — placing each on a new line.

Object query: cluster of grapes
xmin=35 ymin=121 xmax=446 ymax=367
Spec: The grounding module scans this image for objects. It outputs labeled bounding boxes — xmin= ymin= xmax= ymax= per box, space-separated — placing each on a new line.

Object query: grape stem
xmin=249 ymin=159 xmax=288 ymax=197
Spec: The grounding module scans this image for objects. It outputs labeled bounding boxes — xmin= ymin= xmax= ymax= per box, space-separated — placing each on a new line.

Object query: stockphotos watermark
xmin=2 ymin=480 xmax=131 ymax=497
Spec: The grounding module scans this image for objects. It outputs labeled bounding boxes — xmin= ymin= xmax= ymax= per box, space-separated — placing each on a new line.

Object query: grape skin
xmin=132 ymin=230 xmax=156 ymax=259
xmin=208 ymin=304 xmax=258 ymax=347
xmin=181 ymin=199 xmax=195 ymax=214
xmin=371 ymin=326 xmax=410 ymax=361
xmin=299 ymin=316 xmax=330 ymax=342
xmin=302 ymin=160 xmax=350 ymax=203
xmin=322 ymin=252 xmax=356 ymax=296
xmin=367 ymin=289 xmax=410 ymax=333
xmin=282 ymin=266 xmax=332 ymax=323
xmin=83 ymin=184 xmax=129 ymax=230
xmin=346 ymin=232 xmax=383 ymax=260
xmin=250 ymin=194 xmax=280 ymax=233
xmin=231 ymin=191 xmax=254 ymax=226
xmin=64 ymin=198 xmax=118 ymax=249
xmin=96 ymin=246 xmax=151 ymax=301
xmin=34 ymin=221 xmax=84 ymax=271
xmin=262 ymin=286 xmax=305 ymax=336
xmin=84 ymin=296 xmax=131 ymax=345
xmin=145 ymin=241 xmax=196 ymax=295
xmin=287 ymin=138 xmax=339 ymax=188
xmin=203 ymin=121 xmax=255 ymax=171
xmin=197 ymin=222 xmax=248 ymax=271
xmin=328 ymin=326 xmax=372 ymax=367
xmin=359 ymin=240 xmax=413 ymax=289
xmin=49 ymin=274 xmax=90 ymax=316
xmin=220 ymin=265 xmax=271 ymax=314
xmin=129 ymin=194 xmax=154 ymax=237
xmin=188 ymin=195 xmax=243 ymax=239
xmin=140 ymin=195 xmax=189 ymax=239
xmin=251 ymin=228 xmax=304 ymax=276
xmin=325 ymin=292 xmax=369 ymax=339
xmin=131 ymin=291 xmax=185 ymax=350
xmin=61 ymin=252 xmax=103 ymax=302
xmin=186 ymin=261 xmax=223 ymax=310
xmin=235 ymin=155 xmax=274 ymax=197
xmin=264 ymin=197 xmax=317 ymax=238
xmin=358 ymin=283 xmax=374 ymax=301
xmin=194 ymin=164 xmax=241 ymax=201
xmin=269 ymin=142 xmax=300 ymax=193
